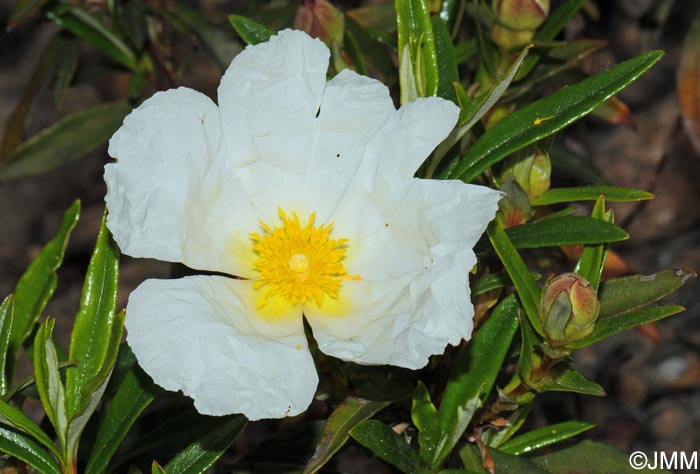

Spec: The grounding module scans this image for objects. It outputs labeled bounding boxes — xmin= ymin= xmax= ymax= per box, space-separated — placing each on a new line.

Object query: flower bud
xmin=496 ymin=176 xmax=532 ymax=228
xmin=294 ymin=0 xmax=345 ymax=47
xmin=502 ymin=146 xmax=551 ymax=200
xmin=491 ymin=0 xmax=549 ymax=50
xmin=540 ymin=273 xmax=599 ymax=345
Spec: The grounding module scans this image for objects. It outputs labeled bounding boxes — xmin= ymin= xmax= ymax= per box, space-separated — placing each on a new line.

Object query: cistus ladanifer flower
xmin=104 ymin=29 xmax=502 ymax=420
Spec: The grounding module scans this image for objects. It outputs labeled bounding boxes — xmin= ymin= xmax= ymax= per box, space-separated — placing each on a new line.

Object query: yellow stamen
xmin=250 ymin=208 xmax=359 ymax=308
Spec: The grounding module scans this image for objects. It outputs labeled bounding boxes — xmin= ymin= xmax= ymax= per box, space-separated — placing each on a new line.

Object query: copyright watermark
xmin=629 ymin=451 xmax=698 ymax=470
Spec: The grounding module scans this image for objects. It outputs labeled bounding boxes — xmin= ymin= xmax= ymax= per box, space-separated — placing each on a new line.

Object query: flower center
xmin=250 ymin=208 xmax=359 ymax=308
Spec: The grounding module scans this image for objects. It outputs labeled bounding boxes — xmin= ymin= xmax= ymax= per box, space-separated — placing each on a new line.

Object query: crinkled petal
xmin=305 ymin=252 xmax=475 ymax=370
xmin=105 ymin=88 xmax=262 ymax=278
xmin=125 ymin=276 xmax=316 ymax=420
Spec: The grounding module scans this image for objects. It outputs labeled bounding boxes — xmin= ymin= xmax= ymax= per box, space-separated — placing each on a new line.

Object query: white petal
xmin=305 ymin=253 xmax=475 ymax=370
xmin=125 ymin=276 xmax=317 ymax=420
xmin=105 ymin=88 xmax=263 ymax=278
xmin=371 ymin=97 xmax=459 ymax=186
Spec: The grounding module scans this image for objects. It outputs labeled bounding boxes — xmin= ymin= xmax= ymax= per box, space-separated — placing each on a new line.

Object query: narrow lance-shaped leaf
xmin=433 ymin=294 xmax=520 ymax=468
xmin=533 ymin=368 xmax=605 ymax=396
xmin=498 ymin=421 xmax=595 ymax=455
xmin=0 ymin=296 xmax=14 ymax=395
xmin=304 ymin=396 xmax=389 ymax=474
xmin=574 ymin=196 xmax=610 ymax=290
xmin=487 ymin=224 xmax=544 ymax=336
xmin=65 ymin=210 xmax=120 ymax=419
xmin=431 ymin=15 xmax=458 ymax=103
xmin=228 ymin=15 xmax=274 ymax=45
xmin=0 ymin=426 xmax=62 ymax=474
xmin=45 ymin=4 xmax=138 ymax=70
xmin=450 ymin=51 xmax=663 ymax=183
xmin=411 ymin=381 xmax=440 ymax=463
xmin=9 ymin=201 xmax=79 ymax=380
xmin=568 ymin=305 xmax=685 ymax=349
xmin=0 ymin=103 xmax=131 ymax=180
xmin=163 ymin=415 xmax=247 ymax=474
xmin=598 ymin=269 xmax=695 ymax=318
xmin=396 ymin=0 xmax=439 ymax=102
xmin=0 ymin=397 xmax=62 ymax=458
xmin=350 ymin=420 xmax=429 ymax=474
xmin=85 ymin=363 xmax=159 ymax=474
xmin=532 ymin=186 xmax=654 ymax=205
xmin=505 ymin=216 xmax=628 ymax=249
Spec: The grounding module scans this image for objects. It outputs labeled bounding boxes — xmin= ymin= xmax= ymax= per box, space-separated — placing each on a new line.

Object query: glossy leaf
xmin=46 ymin=4 xmax=138 ymax=70
xmin=0 ymin=103 xmax=131 ymax=180
xmin=490 ymin=448 xmax=555 ymax=474
xmin=153 ymin=461 xmax=167 ymax=474
xmin=396 ymin=0 xmax=439 ymax=102
xmin=532 ymin=186 xmax=654 ymax=205
xmin=534 ymin=368 xmax=605 ymax=396
xmin=488 ymin=224 xmax=544 ymax=336
xmin=499 ymin=421 xmax=594 ymax=455
xmin=484 ymin=405 xmax=532 ymax=448
xmin=574 ymin=196 xmax=609 ymax=291
xmin=505 ymin=216 xmax=628 ymax=248
xmin=535 ymin=440 xmax=671 ymax=473
xmin=228 ymin=15 xmax=274 ymax=45
xmin=33 ymin=318 xmax=68 ymax=448
xmin=0 ymin=296 xmax=14 ymax=395
xmin=9 ymin=201 xmax=79 ymax=374
xmin=411 ymin=381 xmax=440 ymax=463
xmin=304 ymin=396 xmax=389 ymax=474
xmin=450 ymin=51 xmax=663 ymax=183
xmin=431 ymin=16 xmax=458 ymax=103
xmin=598 ymin=269 xmax=695 ymax=318
xmin=0 ymin=397 xmax=61 ymax=458
xmin=0 ymin=426 xmax=61 ymax=474
xmin=350 ymin=420 xmax=429 ymax=474
xmin=569 ymin=305 xmax=685 ymax=349
xmin=163 ymin=415 xmax=247 ymax=474
xmin=517 ymin=0 xmax=586 ymax=80
xmin=65 ymin=211 xmax=120 ymax=418
xmin=85 ymin=365 xmax=158 ymax=474
xmin=434 ymin=294 xmax=520 ymax=468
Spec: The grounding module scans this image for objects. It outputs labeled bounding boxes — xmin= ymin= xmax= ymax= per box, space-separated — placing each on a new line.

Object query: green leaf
xmin=0 ymin=103 xmax=131 ymax=180
xmin=472 ymin=273 xmax=541 ymax=297
xmin=163 ymin=415 xmax=247 ymax=474
xmin=431 ymin=16 xmax=458 ymax=103
xmin=396 ymin=0 xmax=439 ymax=102
xmin=532 ymin=186 xmax=654 ymax=205
xmin=505 ymin=216 xmax=628 ymax=248
xmin=450 ymin=51 xmax=663 ymax=182
xmin=152 ymin=461 xmax=167 ymax=474
xmin=304 ymin=396 xmax=389 ymax=474
xmin=484 ymin=405 xmax=532 ymax=449
xmin=0 ymin=296 xmax=14 ymax=395
xmin=534 ymin=440 xmax=672 ymax=473
xmin=9 ymin=201 xmax=79 ymax=377
xmin=0 ymin=397 xmax=61 ymax=458
xmin=411 ymin=381 xmax=440 ymax=463
xmin=487 ymin=224 xmax=544 ymax=336
xmin=499 ymin=421 xmax=595 ymax=455
xmin=569 ymin=305 xmax=685 ymax=349
xmin=434 ymin=294 xmax=520 ymax=468
xmin=574 ymin=196 xmax=610 ymax=291
xmin=534 ymin=368 xmax=605 ymax=396
xmin=228 ymin=15 xmax=274 ymax=45
xmin=597 ymin=269 xmax=695 ymax=318
xmin=46 ymin=4 xmax=138 ymax=70
xmin=65 ymin=211 xmax=120 ymax=419
xmin=516 ymin=0 xmax=586 ymax=80
xmin=33 ymin=318 xmax=68 ymax=449
xmin=350 ymin=420 xmax=429 ymax=474
xmin=490 ymin=447 xmax=556 ymax=474
xmin=0 ymin=426 xmax=61 ymax=474
xmin=85 ymin=365 xmax=158 ymax=474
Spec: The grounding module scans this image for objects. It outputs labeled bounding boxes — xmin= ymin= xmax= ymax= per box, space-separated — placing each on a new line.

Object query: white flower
xmin=104 ymin=29 xmax=502 ymax=420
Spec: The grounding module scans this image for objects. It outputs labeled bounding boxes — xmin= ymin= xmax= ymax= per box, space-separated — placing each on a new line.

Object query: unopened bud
xmin=491 ymin=0 xmax=549 ymax=50
xmin=502 ymin=146 xmax=551 ymax=200
xmin=540 ymin=273 xmax=599 ymax=345
xmin=496 ymin=176 xmax=531 ymax=228
xmin=294 ymin=0 xmax=344 ymax=47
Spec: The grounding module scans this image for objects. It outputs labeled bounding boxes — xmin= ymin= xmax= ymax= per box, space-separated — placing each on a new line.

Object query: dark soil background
xmin=1 ymin=0 xmax=699 ymax=472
